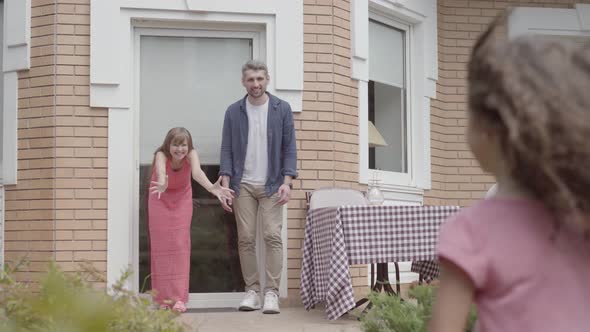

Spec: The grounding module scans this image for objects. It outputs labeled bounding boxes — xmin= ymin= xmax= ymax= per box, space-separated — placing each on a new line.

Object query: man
xmin=219 ymin=60 xmax=297 ymax=314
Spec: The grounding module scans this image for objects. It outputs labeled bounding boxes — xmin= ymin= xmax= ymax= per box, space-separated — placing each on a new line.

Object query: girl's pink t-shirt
xmin=438 ymin=198 xmax=590 ymax=332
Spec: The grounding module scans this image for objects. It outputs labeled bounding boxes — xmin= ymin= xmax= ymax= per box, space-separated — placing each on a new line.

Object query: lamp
xmin=368 ymin=121 xmax=388 ymax=147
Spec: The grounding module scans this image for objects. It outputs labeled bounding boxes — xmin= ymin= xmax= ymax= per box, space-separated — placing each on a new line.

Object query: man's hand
xmin=277 ymin=183 xmax=291 ymax=205
xmin=220 ymin=175 xmax=233 ymax=213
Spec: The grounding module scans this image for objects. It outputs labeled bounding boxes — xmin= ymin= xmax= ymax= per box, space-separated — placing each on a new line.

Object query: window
xmin=368 ymin=20 xmax=407 ymax=174
xmin=353 ymin=0 xmax=437 ymax=203
xmin=362 ymin=11 xmax=415 ymax=191
xmin=138 ymin=34 xmax=254 ymax=166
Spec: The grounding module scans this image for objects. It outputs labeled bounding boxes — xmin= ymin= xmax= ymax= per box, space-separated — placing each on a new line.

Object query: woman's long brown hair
xmin=468 ymin=11 xmax=590 ymax=233
xmin=145 ymin=127 xmax=195 ymax=206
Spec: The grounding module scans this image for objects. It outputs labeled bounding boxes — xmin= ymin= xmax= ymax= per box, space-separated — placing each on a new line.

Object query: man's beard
xmin=249 ymin=88 xmax=264 ymax=98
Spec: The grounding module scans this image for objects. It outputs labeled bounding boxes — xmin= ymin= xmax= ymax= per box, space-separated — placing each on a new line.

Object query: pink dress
xmin=438 ymin=198 xmax=590 ymax=332
xmin=148 ymin=159 xmax=193 ymax=305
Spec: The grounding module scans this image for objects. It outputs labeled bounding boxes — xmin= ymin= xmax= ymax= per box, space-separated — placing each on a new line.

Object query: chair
xmin=305 ymin=187 xmax=368 ymax=210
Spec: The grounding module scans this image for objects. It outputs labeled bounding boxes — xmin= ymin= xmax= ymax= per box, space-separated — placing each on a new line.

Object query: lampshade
xmin=368 ymin=121 xmax=388 ymax=147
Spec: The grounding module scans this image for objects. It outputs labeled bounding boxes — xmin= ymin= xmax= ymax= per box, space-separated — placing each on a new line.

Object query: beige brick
xmin=304 ymin=5 xmax=332 ymax=15
xmin=74 ymin=66 xmax=90 ymax=76
xmin=74 ymin=251 xmax=106 ymax=261
xmin=56 ymin=241 xmax=92 ymax=251
xmin=74 ymin=25 xmax=90 ymax=35
xmin=31 ymin=34 xmax=57 ymax=48
xmin=74 ymin=230 xmax=107 ymax=240
xmin=57 ymin=24 xmax=75 ymax=34
xmin=92 ymin=241 xmax=107 ymax=251
xmin=56 ymin=95 xmax=90 ymax=106
xmin=56 ymin=251 xmax=74 ymax=261
xmin=56 ymin=158 xmax=92 ymax=168
xmin=56 ymin=14 xmax=88 ymax=25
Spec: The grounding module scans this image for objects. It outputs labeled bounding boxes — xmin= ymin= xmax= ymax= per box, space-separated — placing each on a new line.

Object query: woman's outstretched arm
xmin=187 ymin=149 xmax=234 ymax=201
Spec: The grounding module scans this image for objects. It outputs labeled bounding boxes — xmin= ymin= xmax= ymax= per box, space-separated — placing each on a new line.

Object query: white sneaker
xmin=238 ymin=290 xmax=261 ymax=311
xmin=262 ymin=291 xmax=280 ymax=314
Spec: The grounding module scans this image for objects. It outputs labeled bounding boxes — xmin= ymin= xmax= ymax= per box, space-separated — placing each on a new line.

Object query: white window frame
xmin=92 ymin=1 xmax=303 ymax=301
xmin=2 ymin=0 xmax=31 ymax=185
xmin=367 ymin=13 xmax=412 ymax=186
xmin=353 ymin=0 xmax=437 ymax=285
xmin=353 ymin=0 xmax=438 ymax=204
xmin=509 ymin=4 xmax=590 ymax=39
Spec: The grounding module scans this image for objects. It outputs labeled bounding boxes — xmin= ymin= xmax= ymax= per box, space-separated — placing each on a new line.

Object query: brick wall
xmin=288 ymin=0 xmax=368 ymax=302
xmin=425 ymin=0 xmax=590 ymax=207
xmin=53 ymin=0 xmax=107 ymax=275
xmin=5 ymin=0 xmax=107 ymax=282
xmin=5 ymin=0 xmax=57 ymax=283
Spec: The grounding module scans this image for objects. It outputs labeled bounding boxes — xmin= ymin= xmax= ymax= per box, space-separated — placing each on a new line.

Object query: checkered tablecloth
xmin=300 ymin=205 xmax=460 ymax=320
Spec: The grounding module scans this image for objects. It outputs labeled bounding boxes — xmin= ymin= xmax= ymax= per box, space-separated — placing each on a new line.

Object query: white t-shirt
xmin=241 ymin=98 xmax=269 ymax=185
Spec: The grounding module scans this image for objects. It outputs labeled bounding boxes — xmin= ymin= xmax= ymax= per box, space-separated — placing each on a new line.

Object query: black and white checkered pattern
xmin=411 ymin=260 xmax=440 ymax=281
xmin=300 ymin=207 xmax=355 ymax=319
xmin=300 ymin=205 xmax=460 ymax=320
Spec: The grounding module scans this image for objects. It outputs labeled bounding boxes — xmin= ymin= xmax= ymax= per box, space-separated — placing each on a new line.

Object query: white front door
xmin=133 ymin=27 xmax=265 ymax=308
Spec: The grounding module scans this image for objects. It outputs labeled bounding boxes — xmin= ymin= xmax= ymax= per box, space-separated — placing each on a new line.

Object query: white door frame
xmin=131 ymin=25 xmax=287 ymax=308
xmin=99 ymin=5 xmax=303 ymax=301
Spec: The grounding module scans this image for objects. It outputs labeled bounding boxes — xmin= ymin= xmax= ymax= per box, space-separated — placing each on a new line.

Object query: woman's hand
xmin=210 ymin=176 xmax=235 ymax=205
xmin=150 ymin=175 xmax=168 ymax=199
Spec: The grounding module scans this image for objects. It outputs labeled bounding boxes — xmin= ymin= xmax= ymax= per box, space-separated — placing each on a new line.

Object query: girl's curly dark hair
xmin=468 ymin=11 xmax=590 ymax=233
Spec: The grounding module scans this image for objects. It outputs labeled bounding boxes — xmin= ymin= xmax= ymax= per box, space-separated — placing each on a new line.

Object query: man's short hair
xmin=242 ymin=60 xmax=268 ymax=76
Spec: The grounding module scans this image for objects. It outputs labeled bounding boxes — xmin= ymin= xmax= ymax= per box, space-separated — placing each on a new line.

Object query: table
xmin=300 ymin=205 xmax=460 ymax=320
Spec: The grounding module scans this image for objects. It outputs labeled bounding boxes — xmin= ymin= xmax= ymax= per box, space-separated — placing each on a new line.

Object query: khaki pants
xmin=234 ymin=183 xmax=283 ymax=295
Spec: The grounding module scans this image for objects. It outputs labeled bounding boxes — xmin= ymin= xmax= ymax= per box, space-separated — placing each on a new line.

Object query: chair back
xmin=306 ymin=187 xmax=368 ymax=210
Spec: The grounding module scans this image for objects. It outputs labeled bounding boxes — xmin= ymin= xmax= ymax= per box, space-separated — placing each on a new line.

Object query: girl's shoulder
xmin=466 ymin=197 xmax=546 ymax=217
xmin=447 ymin=198 xmax=551 ymax=238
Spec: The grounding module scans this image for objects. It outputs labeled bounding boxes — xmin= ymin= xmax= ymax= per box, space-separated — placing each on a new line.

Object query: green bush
xmin=0 ymin=261 xmax=190 ymax=332
xmin=361 ymin=282 xmax=477 ymax=332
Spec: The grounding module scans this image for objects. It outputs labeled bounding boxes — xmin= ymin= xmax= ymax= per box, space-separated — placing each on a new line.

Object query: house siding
xmin=4 ymin=0 xmax=588 ymax=303
xmin=53 ymin=0 xmax=108 ymax=274
xmin=292 ymin=0 xmax=368 ymax=301
xmin=5 ymin=0 xmax=107 ymax=284
xmin=5 ymin=0 xmax=57 ymax=284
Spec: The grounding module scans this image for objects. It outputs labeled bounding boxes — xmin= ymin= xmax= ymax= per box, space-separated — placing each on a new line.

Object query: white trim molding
xmin=2 ymin=0 xmax=31 ymax=185
xmin=0 ymin=185 xmax=4 ymax=268
xmin=353 ymin=0 xmax=437 ymax=204
xmin=90 ymin=0 xmax=303 ymax=112
xmin=94 ymin=1 xmax=303 ymax=299
xmin=509 ymin=4 xmax=590 ymax=38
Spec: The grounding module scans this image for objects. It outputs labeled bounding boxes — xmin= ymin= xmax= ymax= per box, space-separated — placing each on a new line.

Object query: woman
xmin=148 ymin=127 xmax=234 ymax=312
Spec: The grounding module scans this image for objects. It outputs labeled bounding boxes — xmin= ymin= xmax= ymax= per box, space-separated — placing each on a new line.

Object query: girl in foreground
xmin=429 ymin=13 xmax=590 ymax=332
